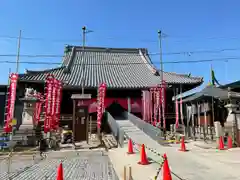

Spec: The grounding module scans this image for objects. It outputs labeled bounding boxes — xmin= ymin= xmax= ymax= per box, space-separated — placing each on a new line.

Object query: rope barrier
xmin=154 ymin=158 xmax=165 ymax=180
xmin=123 ymin=133 xmax=186 ymax=180
xmin=124 ymin=133 xmax=166 ymax=179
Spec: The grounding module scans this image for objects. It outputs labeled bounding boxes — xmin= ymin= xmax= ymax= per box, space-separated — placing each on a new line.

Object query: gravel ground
xmin=0 ymin=150 xmax=119 ymax=180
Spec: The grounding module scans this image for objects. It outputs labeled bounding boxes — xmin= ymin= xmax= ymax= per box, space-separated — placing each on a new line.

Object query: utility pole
xmin=158 ymin=30 xmax=163 ymax=83
xmin=81 ymin=26 xmax=93 ymax=95
xmin=81 ymin=26 xmax=86 ymax=95
xmin=158 ymin=30 xmax=166 ymax=136
xmin=16 ymin=30 xmax=22 ymax=73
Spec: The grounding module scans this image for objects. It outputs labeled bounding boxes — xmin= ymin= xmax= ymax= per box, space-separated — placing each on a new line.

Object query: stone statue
xmin=24 ymin=87 xmax=35 ymax=98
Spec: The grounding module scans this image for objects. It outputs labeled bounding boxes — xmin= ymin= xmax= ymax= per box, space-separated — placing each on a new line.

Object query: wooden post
xmin=123 ymin=165 xmax=133 ymax=180
xmin=191 ymin=103 xmax=196 ymax=140
xmin=197 ymin=103 xmax=201 ymax=139
xmin=123 ymin=166 xmax=127 ymax=180
xmin=89 ymin=115 xmax=92 ymax=140
xmin=128 ymin=166 xmax=132 ymax=180
xmin=204 ymin=102 xmax=208 ymax=140
xmin=86 ymin=114 xmax=89 ymax=144
xmin=72 ymin=100 xmax=76 ymax=145
xmin=211 ymin=97 xmax=215 ymax=140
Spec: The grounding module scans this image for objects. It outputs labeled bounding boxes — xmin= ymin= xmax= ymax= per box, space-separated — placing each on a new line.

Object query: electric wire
xmin=0 ymin=56 xmax=238 ymax=65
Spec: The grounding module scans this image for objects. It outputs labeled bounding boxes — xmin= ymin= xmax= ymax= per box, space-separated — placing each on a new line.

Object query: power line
xmin=0 ymin=56 xmax=239 ymax=65
xmin=1 ymin=47 xmax=240 ymax=58
xmin=162 ymin=47 xmax=240 ymax=55
xmin=0 ymin=34 xmax=158 ymax=43
xmin=0 ymin=54 xmax=63 ymax=58
xmin=0 ymin=35 xmax=82 ymax=43
xmin=2 ymin=33 xmax=240 ymax=44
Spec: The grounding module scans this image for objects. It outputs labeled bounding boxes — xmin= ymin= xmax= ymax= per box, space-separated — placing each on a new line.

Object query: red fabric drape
xmin=130 ymin=98 xmax=142 ymax=113
xmin=87 ymin=98 xmax=141 ymax=113
xmin=115 ymin=98 xmax=128 ymax=110
xmin=104 ymin=98 xmax=115 ymax=108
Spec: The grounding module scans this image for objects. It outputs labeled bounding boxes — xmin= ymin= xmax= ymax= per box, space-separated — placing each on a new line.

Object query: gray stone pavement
xmin=0 ymin=150 xmax=119 ymax=180
xmin=117 ymin=120 xmax=240 ymax=180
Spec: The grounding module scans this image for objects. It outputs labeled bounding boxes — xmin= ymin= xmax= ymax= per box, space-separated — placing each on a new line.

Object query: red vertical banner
xmin=161 ymin=81 xmax=166 ymax=129
xmin=97 ymin=83 xmax=107 ymax=129
xmin=142 ymin=91 xmax=145 ymax=120
xmin=180 ymin=86 xmax=184 ymax=125
xmin=150 ymin=89 xmax=153 ymax=124
xmin=33 ymin=94 xmax=39 ymax=126
xmin=102 ymin=83 xmax=106 ymax=114
xmin=147 ymin=91 xmax=150 ymax=122
xmin=36 ymin=93 xmax=44 ymax=125
xmin=145 ymin=91 xmax=148 ymax=122
xmin=142 ymin=91 xmax=148 ymax=121
xmin=44 ymin=75 xmax=54 ymax=133
xmin=4 ymin=73 xmax=18 ymax=133
xmin=51 ymin=79 xmax=57 ymax=129
xmin=55 ymin=80 xmax=62 ymax=129
xmin=153 ymin=88 xmax=157 ymax=126
xmin=157 ymin=85 xmax=162 ymax=127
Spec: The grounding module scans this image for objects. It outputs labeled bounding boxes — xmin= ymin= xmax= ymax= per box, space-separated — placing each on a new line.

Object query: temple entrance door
xmin=74 ymin=106 xmax=88 ymax=142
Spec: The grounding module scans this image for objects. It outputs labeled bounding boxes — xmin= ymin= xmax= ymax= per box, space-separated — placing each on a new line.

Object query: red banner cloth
xmin=97 ymin=83 xmax=107 ymax=129
xmin=44 ymin=75 xmax=54 ymax=133
xmin=4 ymin=73 xmax=18 ymax=133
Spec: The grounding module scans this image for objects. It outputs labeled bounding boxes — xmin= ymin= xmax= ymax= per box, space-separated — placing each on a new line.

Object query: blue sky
xmin=0 ymin=0 xmax=240 ymax=92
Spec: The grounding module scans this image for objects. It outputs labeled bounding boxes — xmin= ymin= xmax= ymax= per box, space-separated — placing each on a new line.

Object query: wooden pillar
xmin=186 ymin=104 xmax=190 ymax=138
xmin=89 ymin=115 xmax=92 ymax=138
xmin=204 ymin=101 xmax=208 ymax=139
xmin=174 ymin=87 xmax=177 ymax=133
xmin=86 ymin=114 xmax=89 ymax=144
xmin=197 ymin=102 xmax=201 ymax=139
xmin=211 ymin=98 xmax=214 ymax=140
xmin=191 ymin=103 xmax=196 ymax=140
xmin=72 ymin=99 xmax=76 ymax=145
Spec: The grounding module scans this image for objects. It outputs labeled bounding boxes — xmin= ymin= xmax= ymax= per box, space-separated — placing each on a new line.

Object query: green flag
xmin=210 ymin=66 xmax=221 ymax=86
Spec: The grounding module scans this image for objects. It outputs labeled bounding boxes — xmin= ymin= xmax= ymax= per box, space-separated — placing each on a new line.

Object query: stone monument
xmin=224 ymin=103 xmax=240 ymax=146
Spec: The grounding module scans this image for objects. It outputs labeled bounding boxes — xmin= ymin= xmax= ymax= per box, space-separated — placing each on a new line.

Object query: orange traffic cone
xmin=56 ymin=163 xmax=63 ymax=180
xmin=219 ymin=136 xmax=225 ymax=150
xmin=179 ymin=136 xmax=187 ymax=152
xmin=227 ymin=136 xmax=233 ymax=149
xmin=138 ymin=144 xmax=149 ymax=165
xmin=162 ymin=154 xmax=172 ymax=180
xmin=127 ymin=139 xmax=134 ymax=154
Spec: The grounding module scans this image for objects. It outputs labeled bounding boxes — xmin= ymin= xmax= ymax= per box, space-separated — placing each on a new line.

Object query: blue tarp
xmin=0 ymin=136 xmax=10 ymax=147
xmin=0 ymin=142 xmax=7 ymax=147
xmin=0 ymin=137 xmax=10 ymax=141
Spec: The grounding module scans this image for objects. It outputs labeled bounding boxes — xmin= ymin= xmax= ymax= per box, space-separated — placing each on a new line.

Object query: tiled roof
xmin=182 ymin=86 xmax=240 ymax=102
xmin=19 ymin=46 xmax=203 ymax=89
